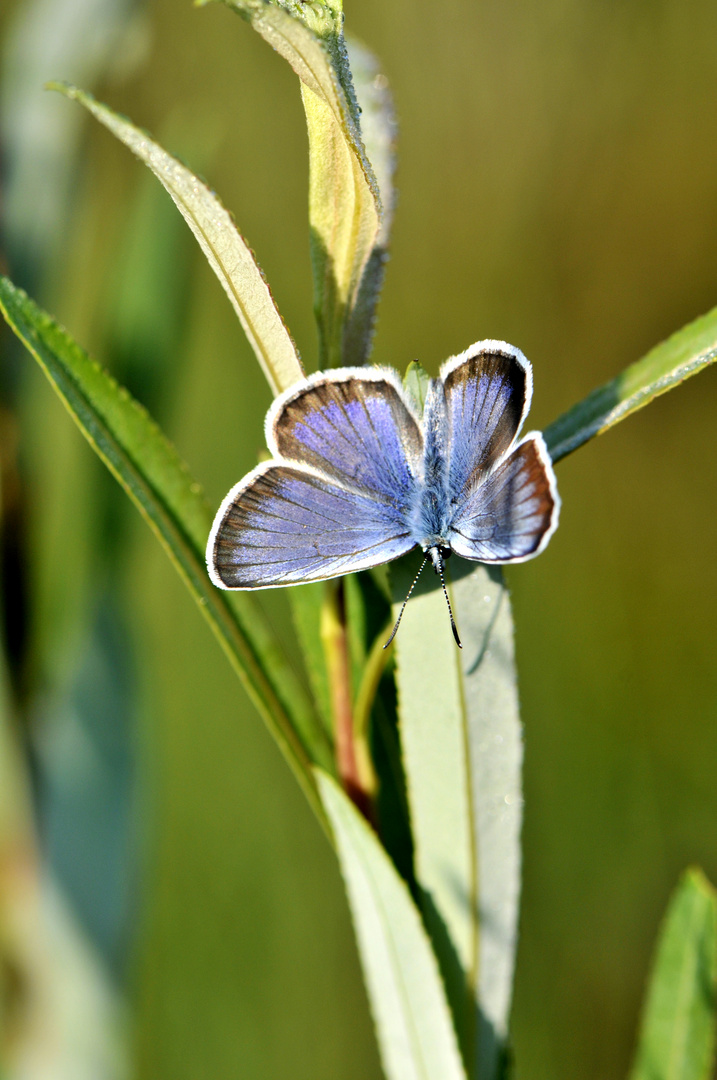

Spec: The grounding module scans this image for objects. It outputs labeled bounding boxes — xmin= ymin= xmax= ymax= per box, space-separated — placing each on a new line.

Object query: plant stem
xmin=320 ymin=579 xmax=373 ymax=821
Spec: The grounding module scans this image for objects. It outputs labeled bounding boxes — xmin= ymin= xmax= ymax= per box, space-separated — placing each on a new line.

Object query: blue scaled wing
xmin=207 ymin=463 xmax=415 ymax=588
xmin=207 ymin=368 xmax=424 ymax=589
xmin=440 ymin=341 xmax=532 ymax=505
xmin=268 ymin=367 xmax=424 ymax=502
xmin=448 ymin=433 xmax=560 ymax=563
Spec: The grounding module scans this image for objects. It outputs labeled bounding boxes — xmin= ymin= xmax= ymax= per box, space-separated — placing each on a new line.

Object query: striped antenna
xmin=384 ymin=554 xmax=429 ymax=649
xmin=435 ymin=553 xmax=462 ymax=648
xmin=384 ymin=548 xmax=462 ymax=649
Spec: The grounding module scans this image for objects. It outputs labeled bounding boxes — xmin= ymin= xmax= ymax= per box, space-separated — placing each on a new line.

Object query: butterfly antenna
xmin=435 ymin=555 xmax=462 ymax=648
xmin=384 ymin=555 xmax=430 ymax=649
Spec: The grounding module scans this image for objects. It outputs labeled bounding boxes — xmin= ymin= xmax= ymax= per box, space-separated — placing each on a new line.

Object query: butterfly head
xmin=427 ymin=543 xmax=452 ymax=573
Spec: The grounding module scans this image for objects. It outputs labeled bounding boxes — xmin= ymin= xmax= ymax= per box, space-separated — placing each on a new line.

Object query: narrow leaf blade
xmin=545 ymin=306 xmax=717 ymax=463
xmin=0 ymin=276 xmax=332 ymax=823
xmin=50 ymin=83 xmax=304 ymax=396
xmin=392 ymin=555 xmax=522 ymax=1079
xmin=289 ymin=582 xmax=333 ymax=735
xmin=630 ymin=868 xmax=717 ymax=1080
xmin=316 ymin=769 xmax=467 ymax=1080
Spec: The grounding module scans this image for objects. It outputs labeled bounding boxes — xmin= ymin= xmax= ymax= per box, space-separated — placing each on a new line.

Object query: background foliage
xmin=1 ymin=1 xmax=717 ymax=1078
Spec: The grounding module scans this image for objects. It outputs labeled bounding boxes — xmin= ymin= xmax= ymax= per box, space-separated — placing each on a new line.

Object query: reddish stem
xmin=322 ymin=581 xmax=374 ymax=822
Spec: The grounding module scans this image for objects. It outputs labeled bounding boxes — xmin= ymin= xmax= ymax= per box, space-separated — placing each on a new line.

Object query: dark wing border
xmin=265 ymin=365 xmax=423 ymax=463
xmin=449 ymin=431 xmax=560 ymax=564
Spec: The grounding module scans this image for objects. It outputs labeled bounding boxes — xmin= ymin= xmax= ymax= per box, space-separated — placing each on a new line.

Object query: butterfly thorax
xmin=409 ymin=379 xmax=453 ymax=552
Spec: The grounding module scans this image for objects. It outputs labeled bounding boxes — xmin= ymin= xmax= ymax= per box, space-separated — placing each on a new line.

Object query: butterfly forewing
xmin=270 ymin=371 xmax=423 ymax=504
xmin=448 ymin=434 xmax=559 ymax=563
xmin=440 ymin=343 xmax=531 ymax=506
xmin=208 ymin=463 xmax=415 ymax=589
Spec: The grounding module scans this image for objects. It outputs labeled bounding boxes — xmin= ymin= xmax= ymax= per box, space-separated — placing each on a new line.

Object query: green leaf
xmin=391 ymin=555 xmax=522 ymax=1079
xmin=49 ymin=83 xmax=304 ymax=397
xmin=289 ymin=582 xmax=333 ymax=736
xmin=343 ymin=37 xmax=397 ymax=365
xmin=0 ymin=276 xmax=332 ymax=824
xmin=402 ymin=361 xmax=430 ymax=416
xmin=346 ymin=39 xmax=396 ymax=250
xmin=544 ymin=306 xmax=717 ymax=463
xmin=630 ymin=868 xmax=717 ymax=1080
xmin=316 ymin=769 xmax=467 ymax=1080
xmin=209 ymin=0 xmax=382 ymax=367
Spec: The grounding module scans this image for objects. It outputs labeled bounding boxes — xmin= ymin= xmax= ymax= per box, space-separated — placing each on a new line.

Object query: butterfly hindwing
xmin=208 ymin=462 xmax=415 ymax=589
xmin=448 ymin=433 xmax=559 ymax=563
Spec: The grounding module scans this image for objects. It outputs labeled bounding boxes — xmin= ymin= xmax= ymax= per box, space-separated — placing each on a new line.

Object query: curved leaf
xmin=545 ymin=306 xmax=717 ymax=463
xmin=50 ymin=83 xmax=304 ymax=396
xmin=391 ymin=555 xmax=521 ymax=1080
xmin=0 ymin=276 xmax=332 ymax=824
xmin=344 ymin=37 xmax=397 ymax=365
xmin=316 ymin=769 xmax=467 ymax=1080
xmin=630 ymin=868 xmax=717 ymax=1080
xmin=209 ymin=0 xmax=382 ymax=367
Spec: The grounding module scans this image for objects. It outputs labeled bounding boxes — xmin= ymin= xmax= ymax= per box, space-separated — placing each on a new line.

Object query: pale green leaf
xmin=316 ymin=769 xmax=467 ymax=1080
xmin=402 ymin=361 xmax=430 ymax=415
xmin=545 ymin=305 xmax=717 ymax=463
xmin=392 ymin=554 xmax=521 ymax=1079
xmin=0 ymin=276 xmax=332 ymax=824
xmin=50 ymin=83 xmax=304 ymax=396
xmin=630 ymin=868 xmax=717 ymax=1080
xmin=210 ymin=0 xmax=382 ymax=367
xmin=343 ymin=37 xmax=397 ymax=364
xmin=346 ymin=38 xmax=396 ymax=249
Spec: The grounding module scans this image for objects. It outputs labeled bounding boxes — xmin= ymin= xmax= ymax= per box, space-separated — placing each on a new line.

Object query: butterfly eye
xmin=439 ymin=545 xmax=452 ymax=562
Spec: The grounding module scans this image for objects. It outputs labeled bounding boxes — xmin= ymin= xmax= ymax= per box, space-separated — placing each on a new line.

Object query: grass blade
xmin=392 ymin=555 xmax=521 ymax=1079
xmin=0 ymin=276 xmax=331 ymax=823
xmin=316 ymin=768 xmax=467 ymax=1080
xmin=50 ymin=83 xmax=304 ymax=396
xmin=630 ymin=868 xmax=717 ymax=1080
xmin=545 ymin=306 xmax=717 ymax=463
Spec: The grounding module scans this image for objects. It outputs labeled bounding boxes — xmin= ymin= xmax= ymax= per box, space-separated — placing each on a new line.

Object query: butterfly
xmin=206 ymin=339 xmax=560 ymax=646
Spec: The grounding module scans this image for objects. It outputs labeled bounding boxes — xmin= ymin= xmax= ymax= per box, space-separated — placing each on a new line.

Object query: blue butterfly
xmin=206 ymin=340 xmax=560 ymax=646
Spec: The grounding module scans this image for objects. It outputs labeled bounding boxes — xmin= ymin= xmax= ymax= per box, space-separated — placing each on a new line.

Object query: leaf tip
xmin=45 ymin=79 xmax=73 ymax=95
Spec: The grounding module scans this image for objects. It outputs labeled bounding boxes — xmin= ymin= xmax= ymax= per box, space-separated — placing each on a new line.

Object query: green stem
xmin=352 ymin=625 xmax=394 ymax=799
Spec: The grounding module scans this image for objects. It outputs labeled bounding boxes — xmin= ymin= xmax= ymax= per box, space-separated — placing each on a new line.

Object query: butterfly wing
xmin=268 ymin=367 xmax=424 ymax=499
xmin=439 ymin=340 xmax=532 ymax=504
xmin=208 ymin=369 xmax=424 ymax=589
xmin=207 ymin=462 xmax=416 ymax=588
xmin=448 ymin=433 xmax=560 ymax=563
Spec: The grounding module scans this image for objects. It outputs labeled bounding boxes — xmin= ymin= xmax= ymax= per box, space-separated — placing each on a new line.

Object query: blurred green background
xmin=1 ymin=1 xmax=717 ymax=1078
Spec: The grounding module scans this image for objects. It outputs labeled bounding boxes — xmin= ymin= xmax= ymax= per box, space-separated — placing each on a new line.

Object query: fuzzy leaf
xmin=50 ymin=83 xmax=304 ymax=396
xmin=343 ymin=37 xmax=397 ymax=365
xmin=209 ymin=0 xmax=382 ymax=367
xmin=392 ymin=555 xmax=521 ymax=1079
xmin=316 ymin=769 xmax=467 ymax=1080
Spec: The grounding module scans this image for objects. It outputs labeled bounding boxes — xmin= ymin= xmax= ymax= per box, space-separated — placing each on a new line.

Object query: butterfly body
xmin=207 ymin=341 xmax=560 ymax=597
